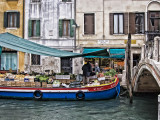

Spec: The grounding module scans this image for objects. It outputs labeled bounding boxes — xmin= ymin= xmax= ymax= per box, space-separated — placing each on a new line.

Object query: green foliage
xmin=103 ymin=69 xmax=116 ymax=77
xmin=36 ymin=75 xmax=49 ymax=82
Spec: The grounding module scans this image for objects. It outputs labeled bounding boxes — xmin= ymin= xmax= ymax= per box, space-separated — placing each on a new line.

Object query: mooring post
xmin=126 ymin=33 xmax=133 ymax=103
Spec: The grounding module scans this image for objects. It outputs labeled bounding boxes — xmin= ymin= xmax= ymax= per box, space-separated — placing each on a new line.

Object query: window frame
xmin=28 ymin=19 xmax=41 ymax=38
xmin=113 ymin=13 xmax=124 ymax=34
xmin=149 ymin=11 xmax=160 ymax=32
xmin=4 ymin=11 xmax=20 ymax=28
xmin=84 ymin=13 xmax=95 ymax=35
xmin=31 ymin=0 xmax=41 ymax=2
xmin=135 ymin=13 xmax=145 ymax=34
xmin=62 ymin=0 xmax=72 ymax=2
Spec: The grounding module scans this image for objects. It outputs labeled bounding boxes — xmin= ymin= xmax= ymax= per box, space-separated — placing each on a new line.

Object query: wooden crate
xmin=25 ymin=82 xmax=31 ymax=87
xmin=31 ymin=82 xmax=36 ymax=87
xmin=35 ymin=82 xmax=41 ymax=87
xmin=20 ymin=82 xmax=25 ymax=87
xmin=7 ymin=81 xmax=12 ymax=87
xmin=11 ymin=81 xmax=16 ymax=87
xmin=42 ymin=82 xmax=47 ymax=88
xmin=47 ymin=84 xmax=52 ymax=88
xmin=15 ymin=82 xmax=21 ymax=87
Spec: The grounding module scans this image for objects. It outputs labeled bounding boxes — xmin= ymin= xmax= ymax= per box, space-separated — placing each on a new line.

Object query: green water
xmin=0 ymin=95 xmax=157 ymax=120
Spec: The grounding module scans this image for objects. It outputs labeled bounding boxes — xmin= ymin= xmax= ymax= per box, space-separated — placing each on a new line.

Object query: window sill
xmin=133 ymin=34 xmax=145 ymax=36
xmin=31 ymin=65 xmax=42 ymax=66
xmin=82 ymin=34 xmax=97 ymax=36
xmin=6 ymin=27 xmax=18 ymax=30
xmin=112 ymin=34 xmax=125 ymax=36
xmin=59 ymin=36 xmax=73 ymax=39
xmin=29 ymin=37 xmax=41 ymax=39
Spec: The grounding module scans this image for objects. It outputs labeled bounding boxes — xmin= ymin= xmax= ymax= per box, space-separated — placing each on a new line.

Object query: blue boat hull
xmin=0 ymin=83 xmax=120 ymax=100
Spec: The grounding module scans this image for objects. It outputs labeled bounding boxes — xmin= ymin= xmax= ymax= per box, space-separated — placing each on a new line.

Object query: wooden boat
xmin=0 ymin=77 xmax=120 ymax=100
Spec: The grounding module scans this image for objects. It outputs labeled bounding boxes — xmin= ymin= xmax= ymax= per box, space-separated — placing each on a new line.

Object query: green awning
xmin=83 ymin=48 xmax=125 ymax=58
xmin=0 ymin=33 xmax=109 ymax=58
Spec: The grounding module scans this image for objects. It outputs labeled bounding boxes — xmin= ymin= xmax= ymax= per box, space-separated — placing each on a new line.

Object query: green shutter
xmin=70 ymin=19 xmax=74 ymax=37
xmin=0 ymin=46 xmax=2 ymax=56
xmin=59 ymin=19 xmax=63 ymax=37
xmin=28 ymin=20 xmax=32 ymax=37
xmin=36 ymin=20 xmax=40 ymax=37
xmin=4 ymin=12 xmax=8 ymax=28
xmin=17 ymin=12 xmax=20 ymax=28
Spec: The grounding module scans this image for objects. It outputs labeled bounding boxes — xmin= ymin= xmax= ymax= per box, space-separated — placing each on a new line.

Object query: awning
xmin=0 ymin=33 xmax=109 ymax=58
xmin=83 ymin=48 xmax=125 ymax=58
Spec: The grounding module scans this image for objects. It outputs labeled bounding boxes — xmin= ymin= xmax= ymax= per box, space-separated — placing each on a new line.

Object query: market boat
xmin=0 ymin=76 xmax=120 ymax=100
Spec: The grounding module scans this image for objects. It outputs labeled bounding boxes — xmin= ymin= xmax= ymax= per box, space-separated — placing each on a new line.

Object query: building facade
xmin=75 ymin=0 xmax=160 ymax=76
xmin=24 ymin=0 xmax=75 ymax=74
xmin=0 ymin=0 xmax=24 ymax=72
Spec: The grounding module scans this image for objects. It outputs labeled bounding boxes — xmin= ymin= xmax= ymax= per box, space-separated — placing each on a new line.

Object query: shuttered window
xmin=149 ymin=12 xmax=160 ymax=32
xmin=31 ymin=0 xmax=41 ymax=2
xmin=31 ymin=54 xmax=40 ymax=65
xmin=59 ymin=19 xmax=74 ymax=37
xmin=84 ymin=13 xmax=95 ymax=34
xmin=110 ymin=13 xmax=128 ymax=35
xmin=4 ymin=12 xmax=20 ymax=28
xmin=28 ymin=20 xmax=40 ymax=37
xmin=113 ymin=14 xmax=124 ymax=34
xmin=62 ymin=0 xmax=71 ymax=2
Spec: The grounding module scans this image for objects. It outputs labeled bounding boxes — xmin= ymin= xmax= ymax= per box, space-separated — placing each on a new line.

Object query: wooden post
xmin=126 ymin=33 xmax=133 ymax=103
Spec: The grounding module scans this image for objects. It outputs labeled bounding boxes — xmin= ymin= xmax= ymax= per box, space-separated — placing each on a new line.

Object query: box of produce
xmin=31 ymin=82 xmax=36 ymax=87
xmin=42 ymin=82 xmax=47 ymax=88
xmin=47 ymin=84 xmax=52 ymax=88
xmin=35 ymin=82 xmax=41 ymax=87
xmin=1 ymin=81 xmax=7 ymax=86
xmin=20 ymin=82 xmax=25 ymax=87
xmin=16 ymin=82 xmax=21 ymax=87
xmin=7 ymin=81 xmax=12 ymax=86
xmin=25 ymin=82 xmax=31 ymax=87
xmin=11 ymin=81 xmax=16 ymax=87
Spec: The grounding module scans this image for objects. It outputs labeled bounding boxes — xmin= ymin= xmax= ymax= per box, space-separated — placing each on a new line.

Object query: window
xmin=61 ymin=58 xmax=72 ymax=73
xmin=28 ymin=20 xmax=40 ymax=37
xmin=31 ymin=0 xmax=41 ymax=2
xmin=62 ymin=0 xmax=71 ymax=2
xmin=113 ymin=14 xmax=123 ymax=34
xmin=31 ymin=54 xmax=40 ymax=65
xmin=4 ymin=12 xmax=20 ymax=28
xmin=59 ymin=19 xmax=74 ymax=37
xmin=84 ymin=14 xmax=95 ymax=34
xmin=129 ymin=13 xmax=145 ymax=34
xmin=135 ymin=13 xmax=144 ymax=34
xmin=149 ymin=11 xmax=160 ymax=32
xmin=0 ymin=52 xmax=17 ymax=70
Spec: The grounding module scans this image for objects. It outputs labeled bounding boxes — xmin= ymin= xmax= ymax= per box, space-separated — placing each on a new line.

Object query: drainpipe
xmin=23 ymin=0 xmax=25 ymax=38
xmin=74 ymin=0 xmax=76 ymax=49
xmin=103 ymin=0 xmax=104 ymax=39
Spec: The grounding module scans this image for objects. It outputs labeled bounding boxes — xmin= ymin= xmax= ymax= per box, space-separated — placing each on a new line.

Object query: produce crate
xmin=35 ymin=82 xmax=41 ymax=87
xmin=42 ymin=82 xmax=47 ymax=88
xmin=16 ymin=82 xmax=21 ymax=87
xmin=20 ymin=82 xmax=25 ymax=87
xmin=11 ymin=81 xmax=16 ymax=87
xmin=7 ymin=81 xmax=12 ymax=86
xmin=25 ymin=82 xmax=31 ymax=87
xmin=1 ymin=81 xmax=7 ymax=86
xmin=31 ymin=82 xmax=36 ymax=87
xmin=47 ymin=84 xmax=52 ymax=88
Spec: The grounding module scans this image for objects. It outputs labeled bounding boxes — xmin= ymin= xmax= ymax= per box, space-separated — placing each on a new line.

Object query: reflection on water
xmin=0 ymin=94 xmax=157 ymax=120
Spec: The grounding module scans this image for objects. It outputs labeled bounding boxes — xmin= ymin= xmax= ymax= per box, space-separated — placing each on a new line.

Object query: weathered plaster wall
xmin=24 ymin=0 xmax=75 ymax=73
xmin=76 ymin=0 xmax=150 ymax=48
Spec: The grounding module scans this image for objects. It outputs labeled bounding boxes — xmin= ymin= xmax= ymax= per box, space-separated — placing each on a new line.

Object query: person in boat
xmin=82 ymin=61 xmax=92 ymax=85
xmin=94 ymin=62 xmax=100 ymax=74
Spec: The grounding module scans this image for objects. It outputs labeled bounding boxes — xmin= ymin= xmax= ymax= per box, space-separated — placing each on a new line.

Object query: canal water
xmin=0 ymin=94 xmax=157 ymax=120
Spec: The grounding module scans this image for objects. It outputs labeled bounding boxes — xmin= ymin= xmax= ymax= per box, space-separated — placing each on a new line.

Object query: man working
xmin=82 ymin=61 xmax=92 ymax=85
